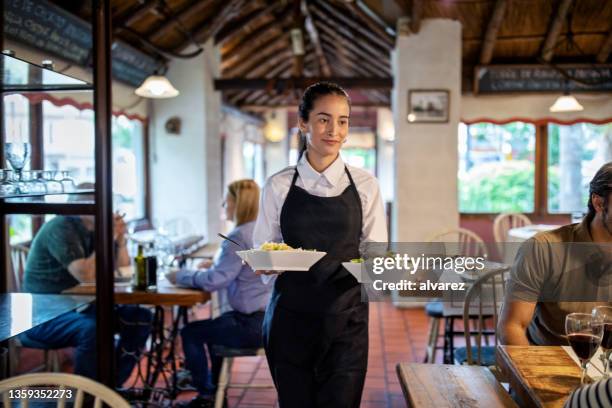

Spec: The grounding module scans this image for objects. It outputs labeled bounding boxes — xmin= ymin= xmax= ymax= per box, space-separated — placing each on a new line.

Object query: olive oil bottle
xmin=133 ymin=244 xmax=147 ymax=290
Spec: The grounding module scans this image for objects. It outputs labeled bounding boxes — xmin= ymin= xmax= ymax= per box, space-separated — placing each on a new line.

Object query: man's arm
xmin=67 ymin=252 xmax=96 ymax=283
xmin=498 ymin=300 xmax=536 ymax=345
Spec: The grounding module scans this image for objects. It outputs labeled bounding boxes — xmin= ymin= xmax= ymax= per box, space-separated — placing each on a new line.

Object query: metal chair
xmin=493 ymin=213 xmax=532 ymax=261
xmin=424 ymin=228 xmax=488 ymax=363
xmin=0 ymin=372 xmax=130 ymax=408
xmin=9 ymin=241 xmax=30 ymax=292
xmin=212 ymin=345 xmax=274 ymax=408
xmin=455 ymin=267 xmax=511 ymax=368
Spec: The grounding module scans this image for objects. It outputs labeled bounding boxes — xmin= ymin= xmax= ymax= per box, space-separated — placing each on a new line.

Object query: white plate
xmin=342 ymin=262 xmax=365 ymax=283
xmin=236 ymin=250 xmax=326 ymax=271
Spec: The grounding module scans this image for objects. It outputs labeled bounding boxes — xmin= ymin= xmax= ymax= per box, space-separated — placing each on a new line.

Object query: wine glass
xmin=5 ymin=142 xmax=30 ymax=180
xmin=0 ymin=169 xmax=17 ymax=196
xmin=566 ymin=313 xmax=603 ymax=385
xmin=593 ymin=306 xmax=612 ymax=378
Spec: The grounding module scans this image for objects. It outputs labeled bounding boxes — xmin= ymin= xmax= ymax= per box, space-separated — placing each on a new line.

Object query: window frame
xmin=459 ymin=119 xmax=611 ymax=218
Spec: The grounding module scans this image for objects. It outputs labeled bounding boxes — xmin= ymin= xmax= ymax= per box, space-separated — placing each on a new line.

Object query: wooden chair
xmin=424 ymin=228 xmax=488 ymax=363
xmin=211 ymin=346 xmax=275 ymax=408
xmin=9 ymin=241 xmax=30 ymax=292
xmin=0 ymin=372 xmax=130 ymax=408
xmin=493 ymin=213 xmax=531 ymax=261
xmin=8 ymin=241 xmax=62 ymax=375
xmin=455 ymin=267 xmax=511 ymax=368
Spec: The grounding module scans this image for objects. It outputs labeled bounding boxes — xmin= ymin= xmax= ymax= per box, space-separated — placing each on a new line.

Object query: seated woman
xmin=168 ymin=179 xmax=272 ymax=408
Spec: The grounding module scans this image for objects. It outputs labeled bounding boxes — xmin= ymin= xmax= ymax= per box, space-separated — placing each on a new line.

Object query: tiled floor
xmin=17 ymin=300 xmax=452 ymax=407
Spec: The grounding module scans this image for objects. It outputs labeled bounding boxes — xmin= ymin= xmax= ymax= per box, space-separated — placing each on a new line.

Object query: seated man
xmin=21 ymin=213 xmax=152 ymax=386
xmin=499 ymin=162 xmax=612 ymax=345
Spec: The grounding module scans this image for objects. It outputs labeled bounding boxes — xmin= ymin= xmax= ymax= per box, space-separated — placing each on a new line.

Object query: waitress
xmin=253 ymin=82 xmax=387 ymax=407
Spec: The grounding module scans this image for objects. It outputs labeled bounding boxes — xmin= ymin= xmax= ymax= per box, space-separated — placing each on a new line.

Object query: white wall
xmin=150 ymin=41 xmax=222 ymax=241
xmin=392 ymin=19 xmax=462 ymax=242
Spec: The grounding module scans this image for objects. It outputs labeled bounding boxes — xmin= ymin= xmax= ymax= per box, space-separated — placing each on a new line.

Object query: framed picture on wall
xmin=407 ymin=90 xmax=449 ymax=123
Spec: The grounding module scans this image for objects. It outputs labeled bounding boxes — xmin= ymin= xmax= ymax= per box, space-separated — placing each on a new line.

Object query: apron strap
xmin=290 ymin=168 xmax=300 ymax=187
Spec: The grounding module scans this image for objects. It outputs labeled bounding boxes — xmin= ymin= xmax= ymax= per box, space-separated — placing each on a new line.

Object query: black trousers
xmin=263 ymin=302 xmax=369 ymax=408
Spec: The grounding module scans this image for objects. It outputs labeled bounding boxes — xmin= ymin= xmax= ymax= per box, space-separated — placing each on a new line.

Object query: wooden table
xmin=497 ymin=345 xmax=581 ymax=408
xmin=396 ymin=363 xmax=517 ymax=407
xmin=63 ymin=279 xmax=210 ymax=398
xmin=0 ymin=293 xmax=95 ymax=342
xmin=63 ymin=278 xmax=210 ymax=306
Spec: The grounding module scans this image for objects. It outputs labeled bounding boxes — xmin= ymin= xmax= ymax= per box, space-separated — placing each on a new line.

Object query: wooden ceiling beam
xmin=148 ymin=0 xmax=214 ymax=43
xmin=313 ymin=1 xmax=393 ymax=51
xmin=222 ymin=31 xmax=287 ymax=72
xmin=222 ymin=5 xmax=293 ymax=61
xmin=596 ymin=30 xmax=612 ymax=63
xmin=320 ymin=38 xmax=386 ymax=78
xmin=188 ymin=0 xmax=245 ymax=47
xmin=215 ymin=77 xmax=393 ymax=91
xmin=291 ymin=0 xmax=306 ymax=78
xmin=411 ymin=0 xmax=424 ymax=33
xmin=224 ymin=35 xmax=291 ymax=78
xmin=118 ymin=0 xmax=160 ymax=28
xmin=215 ymin=1 xmax=278 ymax=44
xmin=303 ymin=2 xmax=331 ymax=77
xmin=479 ymin=0 xmax=508 ymax=64
xmin=341 ymin=0 xmax=396 ymax=47
xmin=540 ymin=0 xmax=573 ymax=62
xmin=314 ymin=19 xmax=391 ymax=68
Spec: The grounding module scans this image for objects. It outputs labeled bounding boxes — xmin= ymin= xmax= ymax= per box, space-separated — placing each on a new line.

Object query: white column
xmin=150 ymin=40 xmax=222 ymax=242
xmin=392 ymin=19 xmax=462 ymax=241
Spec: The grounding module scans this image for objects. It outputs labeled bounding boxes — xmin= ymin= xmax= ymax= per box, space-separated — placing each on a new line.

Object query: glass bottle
xmin=133 ymin=244 xmax=147 ymax=290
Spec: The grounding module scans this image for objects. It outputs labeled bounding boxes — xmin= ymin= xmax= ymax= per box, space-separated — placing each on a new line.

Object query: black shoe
xmin=175 ymin=395 xmax=215 ymax=408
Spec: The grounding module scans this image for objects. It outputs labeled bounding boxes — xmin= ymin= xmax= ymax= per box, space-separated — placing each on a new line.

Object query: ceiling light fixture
xmin=135 ymin=74 xmax=179 ymax=99
xmin=549 ymin=92 xmax=583 ymax=113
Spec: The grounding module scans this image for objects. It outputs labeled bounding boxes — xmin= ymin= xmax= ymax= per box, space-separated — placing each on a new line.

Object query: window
xmin=38 ymin=101 xmax=147 ymax=220
xmin=547 ymin=123 xmax=612 ymax=213
xmin=458 ymin=122 xmax=536 ymax=213
xmin=242 ymin=141 xmax=265 ymax=187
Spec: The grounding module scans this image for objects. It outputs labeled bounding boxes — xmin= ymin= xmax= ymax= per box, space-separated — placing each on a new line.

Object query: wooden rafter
xmin=411 ymin=0 xmax=424 ymax=33
xmin=596 ymin=30 xmax=612 ymax=63
xmin=117 ymin=0 xmax=160 ymax=28
xmin=314 ymin=18 xmax=390 ymax=69
xmin=540 ymin=0 xmax=573 ymax=62
xmin=148 ymin=0 xmax=214 ymax=43
xmin=189 ymin=0 xmax=245 ymax=46
xmin=479 ymin=0 xmax=508 ymax=64
xmin=215 ymin=1 xmax=279 ymax=44
xmin=224 ymin=35 xmax=291 ymax=78
xmin=215 ymin=78 xmax=393 ymax=91
xmin=342 ymin=0 xmax=395 ymax=47
xmin=222 ymin=31 xmax=288 ymax=72
xmin=313 ymin=1 xmax=392 ymax=51
xmin=222 ymin=5 xmax=293 ymax=61
xmin=291 ymin=0 xmax=306 ymax=77
xmin=320 ymin=38 xmax=384 ymax=78
xmin=303 ymin=1 xmax=331 ymax=77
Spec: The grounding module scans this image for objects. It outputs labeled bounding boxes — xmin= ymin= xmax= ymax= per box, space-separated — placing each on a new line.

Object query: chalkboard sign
xmin=3 ymin=0 xmax=163 ymax=87
xmin=474 ymin=65 xmax=612 ymax=94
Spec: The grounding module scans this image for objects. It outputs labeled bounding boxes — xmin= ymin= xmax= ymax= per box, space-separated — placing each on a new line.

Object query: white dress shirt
xmin=253 ymin=154 xmax=388 ymax=252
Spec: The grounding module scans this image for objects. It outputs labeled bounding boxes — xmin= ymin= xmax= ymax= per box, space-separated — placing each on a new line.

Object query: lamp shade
xmin=549 ymin=94 xmax=583 ymax=112
xmin=135 ymin=75 xmax=179 ymax=98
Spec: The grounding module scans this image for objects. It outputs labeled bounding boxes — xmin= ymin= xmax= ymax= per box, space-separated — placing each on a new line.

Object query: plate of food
xmin=342 ymin=258 xmax=365 ymax=283
xmin=236 ymin=242 xmax=326 ymax=271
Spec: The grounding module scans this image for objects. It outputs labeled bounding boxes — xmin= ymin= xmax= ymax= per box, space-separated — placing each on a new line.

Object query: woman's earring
xmin=342 ymin=138 xmax=348 ymax=144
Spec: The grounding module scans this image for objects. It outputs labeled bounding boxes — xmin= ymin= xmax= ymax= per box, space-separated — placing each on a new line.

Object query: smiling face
xmin=298 ymin=94 xmax=350 ymax=160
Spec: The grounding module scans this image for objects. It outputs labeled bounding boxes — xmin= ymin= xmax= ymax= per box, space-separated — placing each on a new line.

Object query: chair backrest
xmin=427 ymin=228 xmax=488 ymax=258
xmin=463 ymin=267 xmax=511 ymax=365
xmin=493 ymin=213 xmax=532 ymax=256
xmin=9 ymin=241 xmax=30 ymax=292
xmin=0 ymin=372 xmax=130 ymax=408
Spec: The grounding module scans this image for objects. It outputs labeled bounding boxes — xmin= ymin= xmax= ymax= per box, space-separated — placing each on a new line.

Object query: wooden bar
xmin=497 ymin=345 xmax=581 ymax=408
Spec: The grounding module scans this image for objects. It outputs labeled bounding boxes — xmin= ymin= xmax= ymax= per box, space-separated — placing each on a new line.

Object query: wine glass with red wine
xmin=566 ymin=313 xmax=603 ymax=385
xmin=593 ymin=306 xmax=612 ymax=378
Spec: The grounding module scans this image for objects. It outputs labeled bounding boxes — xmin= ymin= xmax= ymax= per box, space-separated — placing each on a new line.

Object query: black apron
xmin=263 ymin=166 xmax=369 ymax=408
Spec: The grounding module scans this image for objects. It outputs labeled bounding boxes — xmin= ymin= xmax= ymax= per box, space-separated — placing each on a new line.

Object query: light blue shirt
xmin=176 ymin=221 xmax=271 ymax=314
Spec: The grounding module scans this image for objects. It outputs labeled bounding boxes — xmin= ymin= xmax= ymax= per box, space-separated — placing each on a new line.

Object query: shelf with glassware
xmin=1 ymin=53 xmax=95 ymax=215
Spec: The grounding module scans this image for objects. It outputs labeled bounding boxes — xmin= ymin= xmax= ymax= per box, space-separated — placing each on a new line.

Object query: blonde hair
xmin=227 ymin=179 xmax=260 ymax=225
